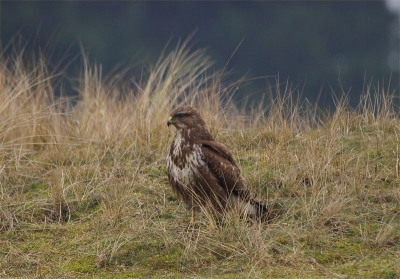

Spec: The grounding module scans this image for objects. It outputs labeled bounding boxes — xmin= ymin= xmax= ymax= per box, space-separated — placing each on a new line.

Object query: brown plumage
xmin=166 ymin=105 xmax=269 ymax=221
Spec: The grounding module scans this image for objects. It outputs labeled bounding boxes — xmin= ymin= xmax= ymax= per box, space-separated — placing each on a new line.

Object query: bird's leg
xmin=182 ymin=208 xmax=197 ymax=227
xmin=189 ymin=209 xmax=196 ymax=225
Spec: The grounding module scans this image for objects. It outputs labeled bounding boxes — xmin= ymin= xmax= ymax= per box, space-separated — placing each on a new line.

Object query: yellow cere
xmin=169 ymin=116 xmax=173 ymax=120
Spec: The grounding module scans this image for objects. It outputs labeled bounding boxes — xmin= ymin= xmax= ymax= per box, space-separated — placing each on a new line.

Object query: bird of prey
xmin=166 ymin=105 xmax=269 ymax=227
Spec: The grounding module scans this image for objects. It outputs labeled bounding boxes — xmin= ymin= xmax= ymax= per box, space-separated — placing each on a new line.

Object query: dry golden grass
xmin=0 ymin=40 xmax=399 ymax=278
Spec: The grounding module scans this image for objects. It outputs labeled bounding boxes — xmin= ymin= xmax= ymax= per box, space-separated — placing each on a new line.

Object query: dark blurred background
xmin=1 ymin=1 xmax=399 ymax=108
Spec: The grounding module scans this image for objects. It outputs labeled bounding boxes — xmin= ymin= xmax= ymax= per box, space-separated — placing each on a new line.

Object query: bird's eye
xmin=175 ymin=113 xmax=184 ymax=118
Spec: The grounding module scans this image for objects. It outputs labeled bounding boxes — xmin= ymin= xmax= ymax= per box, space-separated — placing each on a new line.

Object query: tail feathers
xmin=229 ymin=191 xmax=281 ymax=223
xmin=251 ymin=199 xmax=280 ymax=223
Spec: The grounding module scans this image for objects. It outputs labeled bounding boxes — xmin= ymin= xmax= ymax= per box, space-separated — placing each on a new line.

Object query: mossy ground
xmin=2 ymin=125 xmax=399 ymax=278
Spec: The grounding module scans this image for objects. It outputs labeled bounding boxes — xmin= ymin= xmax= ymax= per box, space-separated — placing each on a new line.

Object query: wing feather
xmin=199 ymin=141 xmax=270 ymax=219
xmin=200 ymin=140 xmax=237 ymax=166
xmin=200 ymin=140 xmax=248 ymax=193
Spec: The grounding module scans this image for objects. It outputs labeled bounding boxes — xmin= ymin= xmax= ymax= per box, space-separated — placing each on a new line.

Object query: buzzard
xmin=166 ymin=105 xmax=269 ymax=226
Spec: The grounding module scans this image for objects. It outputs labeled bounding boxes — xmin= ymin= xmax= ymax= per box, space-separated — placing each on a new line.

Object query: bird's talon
xmin=203 ymin=224 xmax=215 ymax=232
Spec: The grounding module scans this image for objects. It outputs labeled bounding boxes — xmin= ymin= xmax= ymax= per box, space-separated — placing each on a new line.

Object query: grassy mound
xmin=1 ymin=41 xmax=399 ymax=278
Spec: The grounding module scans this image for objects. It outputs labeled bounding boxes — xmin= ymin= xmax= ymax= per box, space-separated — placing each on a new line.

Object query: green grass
xmin=0 ymin=40 xmax=399 ymax=278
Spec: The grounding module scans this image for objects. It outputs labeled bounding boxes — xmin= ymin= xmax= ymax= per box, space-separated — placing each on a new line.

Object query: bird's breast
xmin=167 ymin=139 xmax=205 ymax=186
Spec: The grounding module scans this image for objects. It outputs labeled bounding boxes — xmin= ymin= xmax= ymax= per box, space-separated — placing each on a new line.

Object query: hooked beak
xmin=167 ymin=116 xmax=173 ymax=127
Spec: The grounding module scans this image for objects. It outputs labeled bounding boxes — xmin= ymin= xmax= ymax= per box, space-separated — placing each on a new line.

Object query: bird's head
xmin=167 ymin=106 xmax=205 ymax=131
